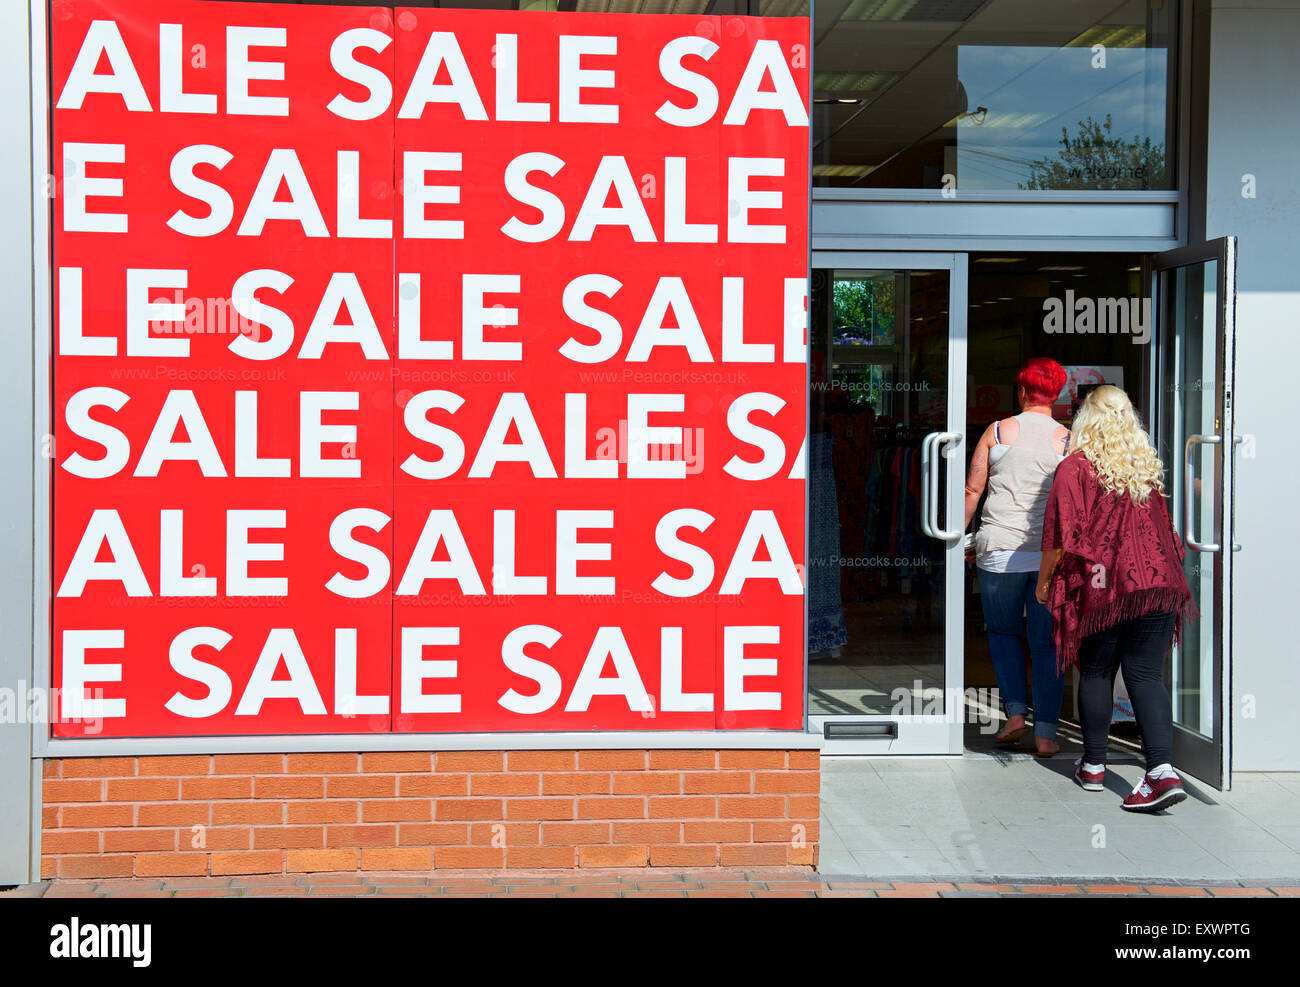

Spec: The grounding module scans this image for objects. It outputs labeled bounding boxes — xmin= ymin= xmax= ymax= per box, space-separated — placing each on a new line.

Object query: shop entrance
xmin=810 ymin=248 xmax=1236 ymax=789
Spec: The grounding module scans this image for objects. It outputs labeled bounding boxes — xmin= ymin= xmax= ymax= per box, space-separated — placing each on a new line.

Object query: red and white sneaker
xmin=1074 ymin=759 xmax=1105 ymax=791
xmin=1122 ymin=773 xmax=1187 ymax=812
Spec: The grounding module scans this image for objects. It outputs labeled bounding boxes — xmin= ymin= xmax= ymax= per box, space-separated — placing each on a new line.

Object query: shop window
xmin=813 ymin=0 xmax=1178 ymax=192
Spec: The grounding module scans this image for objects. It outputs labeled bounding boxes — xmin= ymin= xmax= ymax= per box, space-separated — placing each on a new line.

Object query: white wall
xmin=1206 ymin=1 xmax=1300 ymax=771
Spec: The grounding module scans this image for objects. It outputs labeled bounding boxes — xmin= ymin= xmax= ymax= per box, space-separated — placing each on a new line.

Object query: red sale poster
xmin=49 ymin=0 xmax=809 ymax=738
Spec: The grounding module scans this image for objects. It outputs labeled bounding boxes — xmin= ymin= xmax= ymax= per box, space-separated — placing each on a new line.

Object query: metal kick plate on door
xmin=824 ymin=722 xmax=900 ymax=739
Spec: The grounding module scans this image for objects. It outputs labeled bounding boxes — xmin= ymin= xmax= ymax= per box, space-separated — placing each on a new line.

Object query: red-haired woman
xmin=963 ymin=358 xmax=1071 ymax=755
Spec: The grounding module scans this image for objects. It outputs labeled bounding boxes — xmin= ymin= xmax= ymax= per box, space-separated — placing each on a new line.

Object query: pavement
xmin=820 ymin=757 xmax=1300 ymax=882
xmin=3 ymin=871 xmax=1297 ymax=897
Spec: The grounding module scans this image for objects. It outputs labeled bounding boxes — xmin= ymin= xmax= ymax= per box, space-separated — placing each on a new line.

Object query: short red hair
xmin=1016 ymin=357 xmax=1067 ymax=406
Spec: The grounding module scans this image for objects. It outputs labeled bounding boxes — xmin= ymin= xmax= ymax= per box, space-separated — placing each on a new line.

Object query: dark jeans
xmin=977 ymin=568 xmax=1065 ymax=739
xmin=1077 ymin=610 xmax=1177 ymax=770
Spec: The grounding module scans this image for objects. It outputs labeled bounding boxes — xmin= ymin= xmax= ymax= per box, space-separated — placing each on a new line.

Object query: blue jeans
xmin=977 ymin=568 xmax=1065 ymax=739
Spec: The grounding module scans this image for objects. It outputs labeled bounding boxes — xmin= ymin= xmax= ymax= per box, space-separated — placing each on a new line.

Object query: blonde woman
xmin=1035 ymin=386 xmax=1194 ymax=812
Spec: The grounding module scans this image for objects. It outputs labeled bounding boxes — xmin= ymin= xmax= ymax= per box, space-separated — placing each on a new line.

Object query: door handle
xmin=919 ymin=431 xmax=938 ymax=539
xmin=922 ymin=430 xmax=963 ymax=541
xmin=1184 ymin=434 xmax=1222 ymax=553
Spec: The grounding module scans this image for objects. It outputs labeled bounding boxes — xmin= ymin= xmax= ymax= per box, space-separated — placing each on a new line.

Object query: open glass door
xmin=1152 ymin=237 xmax=1237 ymax=790
xmin=807 ymin=253 xmax=967 ymax=753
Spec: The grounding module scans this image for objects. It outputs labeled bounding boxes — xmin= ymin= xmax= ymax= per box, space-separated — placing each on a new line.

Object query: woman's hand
xmin=1035 ymin=582 xmax=1050 ymax=605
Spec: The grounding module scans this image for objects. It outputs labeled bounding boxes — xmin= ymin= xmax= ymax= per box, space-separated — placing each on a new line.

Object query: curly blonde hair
xmin=1069 ymin=385 xmax=1166 ymax=504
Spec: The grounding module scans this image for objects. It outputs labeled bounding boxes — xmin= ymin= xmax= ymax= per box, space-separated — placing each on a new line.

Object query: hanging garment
xmin=807 ymin=432 xmax=848 ymax=653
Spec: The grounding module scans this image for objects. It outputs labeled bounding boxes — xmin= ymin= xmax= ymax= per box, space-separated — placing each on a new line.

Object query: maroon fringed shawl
xmin=1041 ymin=452 xmax=1196 ymax=671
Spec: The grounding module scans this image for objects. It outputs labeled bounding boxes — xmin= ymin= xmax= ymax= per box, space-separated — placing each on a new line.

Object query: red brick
xmin=43 ymin=761 xmax=60 ymax=779
xmin=360 ymin=752 xmax=431 ymax=773
xmin=788 ymin=750 xmax=819 ymax=770
xmin=649 ymin=750 xmax=717 ymax=770
xmin=287 ymin=849 xmax=357 ymax=872
xmin=134 ymin=853 xmax=208 ymax=877
xmin=361 ymin=848 xmax=432 ymax=870
xmin=283 ymin=801 xmax=356 ymax=827
xmin=41 ymin=830 xmax=101 ymax=854
xmin=252 ymin=776 xmax=323 ymax=800
xmin=579 ymin=845 xmax=647 ymax=868
xmin=211 ymin=851 xmax=283 ymax=875
xmin=135 ymin=803 xmax=209 ymax=828
xmin=789 ymin=844 xmax=816 ymax=866
xmin=362 ymin=800 xmax=433 ymax=823
xmin=507 ymin=845 xmax=575 ymax=868
xmin=719 ymin=795 xmax=786 ymax=819
xmin=435 ymin=846 xmax=504 ymax=868
xmin=437 ymin=798 xmax=506 ymax=821
xmin=683 ymin=771 xmax=751 ymax=794
xmin=720 ymin=844 xmax=789 ymax=867
xmin=648 ymin=796 xmax=716 ymax=818
xmin=196 ymin=827 xmax=251 ymax=851
xmin=103 ymin=828 xmax=177 ymax=852
xmin=42 ymin=779 xmax=104 ymax=803
xmin=60 ymin=757 xmax=136 ymax=778
xmin=507 ymin=751 xmax=576 ymax=772
xmin=612 ymin=821 xmax=680 ymax=843
xmin=577 ymin=750 xmax=646 ymax=771
xmin=57 ymin=854 xmax=134 ymax=879
xmin=542 ymin=822 xmax=610 ymax=845
xmin=106 ymin=778 xmax=179 ymax=802
xmin=327 ymin=775 xmax=395 ymax=799
xmin=398 ymin=823 xmax=469 ymax=846
xmin=470 ymin=772 xmax=540 ymax=796
xmin=435 ymin=752 xmax=503 ymax=772
xmin=684 ymin=821 xmax=752 ymax=843
xmin=399 ymin=774 xmax=468 ymax=797
xmin=542 ymin=772 xmax=611 ymax=795
xmin=611 ymin=772 xmax=680 ymax=795
xmin=212 ymin=802 xmax=284 ymax=825
xmin=754 ymin=820 xmax=819 ymax=843
xmin=755 ymin=771 xmax=820 ymax=794
xmin=60 ymin=803 xmax=135 ymax=828
xmin=504 ymin=798 xmax=573 ymax=821
xmin=42 ymin=806 xmax=59 ymax=829
xmin=325 ymin=824 xmax=397 ymax=847
xmin=719 ymin=750 xmax=787 ymax=770
xmin=137 ymin=755 xmax=211 ymax=776
xmin=650 ymin=845 xmax=718 ymax=867
xmin=212 ymin=754 xmax=284 ymax=774
xmin=577 ymin=796 xmax=644 ymax=819
xmin=788 ymin=796 xmax=820 ymax=818
xmin=469 ymin=821 xmax=539 ymax=845
xmin=253 ymin=826 xmax=325 ymax=849
xmin=286 ymin=753 xmax=358 ymax=774
xmin=180 ymin=777 xmax=251 ymax=800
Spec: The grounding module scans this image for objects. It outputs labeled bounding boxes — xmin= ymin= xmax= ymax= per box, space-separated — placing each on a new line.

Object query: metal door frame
xmin=807 ymin=251 xmax=968 ymax=754
xmin=1150 ymin=236 xmax=1236 ymax=790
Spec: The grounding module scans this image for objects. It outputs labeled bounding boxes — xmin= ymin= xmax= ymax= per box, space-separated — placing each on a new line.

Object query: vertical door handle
xmin=1184 ymin=434 xmax=1222 ymax=553
xmin=919 ymin=432 xmax=938 ymax=539
xmin=932 ymin=432 xmax=964 ymax=540
xmin=922 ymin=431 xmax=963 ymax=541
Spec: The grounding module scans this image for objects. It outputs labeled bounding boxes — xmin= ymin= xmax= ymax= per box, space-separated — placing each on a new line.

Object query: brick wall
xmin=40 ymin=749 xmax=819 ymax=878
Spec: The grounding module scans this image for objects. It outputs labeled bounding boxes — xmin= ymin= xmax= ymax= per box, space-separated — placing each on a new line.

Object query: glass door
xmin=1152 ymin=237 xmax=1237 ymax=790
xmin=807 ymin=253 xmax=967 ymax=753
